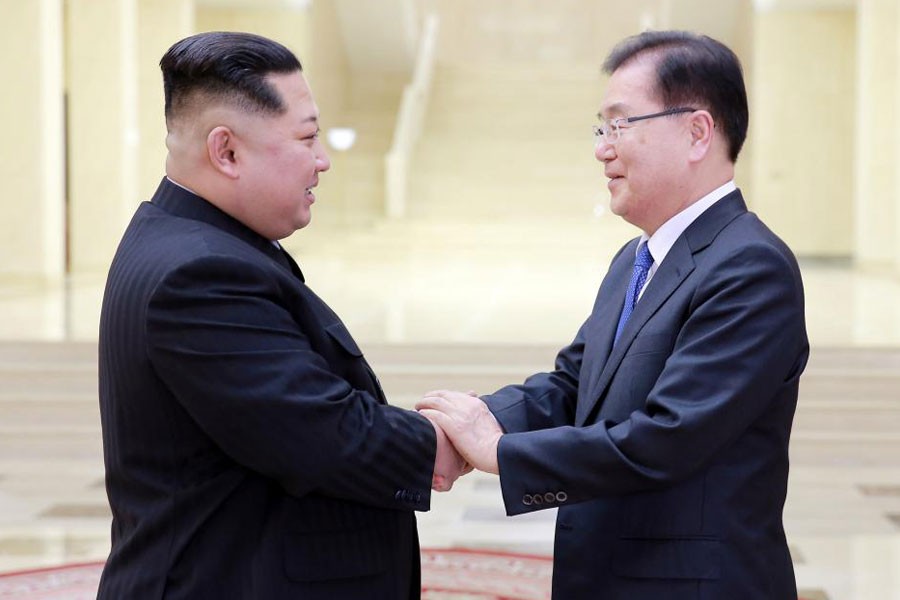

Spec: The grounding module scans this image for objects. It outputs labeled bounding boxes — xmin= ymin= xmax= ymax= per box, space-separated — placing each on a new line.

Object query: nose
xmin=316 ymin=144 xmax=331 ymax=172
xmin=594 ymin=138 xmax=615 ymax=163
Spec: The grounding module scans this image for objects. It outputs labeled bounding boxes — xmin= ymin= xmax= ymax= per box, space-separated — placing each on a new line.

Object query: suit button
xmin=544 ymin=492 xmax=556 ymax=503
xmin=522 ymin=494 xmax=533 ymax=506
xmin=533 ymin=494 xmax=544 ymax=505
xmin=556 ymin=491 xmax=568 ymax=503
xmin=395 ymin=490 xmax=403 ymax=501
xmin=415 ymin=492 xmax=422 ymax=503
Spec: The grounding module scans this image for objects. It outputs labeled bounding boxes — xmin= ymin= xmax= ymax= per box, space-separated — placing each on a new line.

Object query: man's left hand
xmin=416 ymin=390 xmax=502 ymax=475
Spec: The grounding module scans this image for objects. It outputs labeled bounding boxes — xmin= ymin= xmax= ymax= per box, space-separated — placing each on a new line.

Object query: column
xmin=751 ymin=7 xmax=855 ymax=257
xmin=0 ymin=0 xmax=65 ymax=281
xmin=66 ymin=0 xmax=139 ymax=274
xmin=895 ymin=2 xmax=900 ymax=277
xmin=137 ymin=0 xmax=194 ymax=203
xmin=855 ymin=0 xmax=898 ymax=268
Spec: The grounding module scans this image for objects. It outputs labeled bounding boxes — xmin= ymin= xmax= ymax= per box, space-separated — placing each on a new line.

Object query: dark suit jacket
xmin=97 ymin=178 xmax=436 ymax=599
xmin=484 ymin=190 xmax=808 ymax=600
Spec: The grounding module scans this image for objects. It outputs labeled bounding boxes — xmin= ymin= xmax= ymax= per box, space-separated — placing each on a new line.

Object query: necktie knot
xmin=635 ymin=242 xmax=653 ymax=271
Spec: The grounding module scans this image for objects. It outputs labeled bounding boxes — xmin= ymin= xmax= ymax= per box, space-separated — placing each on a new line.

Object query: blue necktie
xmin=614 ymin=242 xmax=654 ymax=344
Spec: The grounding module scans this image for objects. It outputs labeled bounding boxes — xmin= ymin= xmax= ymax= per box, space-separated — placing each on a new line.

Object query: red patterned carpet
xmin=0 ymin=550 xmax=551 ymax=600
xmin=0 ymin=550 xmax=826 ymax=599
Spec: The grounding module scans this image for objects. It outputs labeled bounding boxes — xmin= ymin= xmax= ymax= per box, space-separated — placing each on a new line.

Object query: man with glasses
xmin=419 ymin=30 xmax=808 ymax=599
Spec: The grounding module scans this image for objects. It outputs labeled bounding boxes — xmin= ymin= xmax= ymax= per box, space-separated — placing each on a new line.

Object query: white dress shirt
xmin=636 ymin=180 xmax=737 ymax=299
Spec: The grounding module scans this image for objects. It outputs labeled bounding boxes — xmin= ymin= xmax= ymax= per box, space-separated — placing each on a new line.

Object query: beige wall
xmin=195 ymin=7 xmax=311 ymax=61
xmin=5 ymin=0 xmax=900 ymax=282
xmin=306 ymin=0 xmax=350 ymax=122
xmin=62 ymin=1 xmax=347 ymax=276
xmin=0 ymin=0 xmax=65 ymax=280
xmin=856 ymin=0 xmax=898 ymax=269
xmin=137 ymin=0 xmax=194 ymax=204
xmin=751 ymin=9 xmax=855 ymax=257
xmin=65 ymin=0 xmax=192 ymax=275
xmin=730 ymin=0 xmax=756 ymax=202
xmin=194 ymin=2 xmax=351 ymax=115
xmin=66 ymin=0 xmax=141 ymax=273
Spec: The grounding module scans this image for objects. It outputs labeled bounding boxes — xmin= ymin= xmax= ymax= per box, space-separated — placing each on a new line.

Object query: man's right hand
xmin=426 ymin=415 xmax=471 ymax=491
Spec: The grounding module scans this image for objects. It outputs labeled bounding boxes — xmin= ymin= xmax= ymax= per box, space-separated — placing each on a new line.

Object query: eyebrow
xmin=597 ymin=102 xmax=629 ymax=120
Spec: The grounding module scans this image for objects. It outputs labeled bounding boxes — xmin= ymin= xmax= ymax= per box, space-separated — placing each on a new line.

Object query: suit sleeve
xmin=482 ymin=240 xmax=631 ymax=434
xmin=495 ymin=242 xmax=808 ymax=515
xmin=145 ymin=254 xmax=436 ymax=511
xmin=482 ymin=322 xmax=585 ymax=433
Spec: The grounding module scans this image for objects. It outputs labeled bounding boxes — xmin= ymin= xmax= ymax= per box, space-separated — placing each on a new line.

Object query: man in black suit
xmin=97 ymin=31 xmax=464 ymax=599
xmin=419 ymin=31 xmax=808 ymax=599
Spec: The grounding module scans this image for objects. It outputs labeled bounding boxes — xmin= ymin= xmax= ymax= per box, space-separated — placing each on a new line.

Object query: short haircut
xmin=603 ymin=31 xmax=748 ymax=162
xmin=160 ymin=31 xmax=302 ymax=124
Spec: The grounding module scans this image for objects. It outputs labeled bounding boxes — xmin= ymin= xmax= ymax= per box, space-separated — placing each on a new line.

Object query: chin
xmin=290 ymin=207 xmax=311 ymax=229
xmin=608 ymin=200 xmax=625 ymax=217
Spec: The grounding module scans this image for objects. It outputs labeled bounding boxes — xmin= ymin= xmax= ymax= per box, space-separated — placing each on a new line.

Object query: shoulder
xmin=113 ymin=211 xmax=290 ymax=306
xmin=704 ymin=211 xmax=801 ymax=275
xmin=688 ymin=216 xmax=805 ymax=317
xmin=124 ymin=205 xmax=277 ymax=270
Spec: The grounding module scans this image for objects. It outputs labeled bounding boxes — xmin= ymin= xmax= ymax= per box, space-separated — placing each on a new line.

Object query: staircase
xmin=408 ymin=63 xmax=607 ymax=223
xmin=2 ymin=340 xmax=900 ymax=571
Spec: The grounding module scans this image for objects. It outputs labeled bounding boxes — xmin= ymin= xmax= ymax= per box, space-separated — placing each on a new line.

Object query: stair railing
xmin=384 ymin=12 xmax=439 ymax=218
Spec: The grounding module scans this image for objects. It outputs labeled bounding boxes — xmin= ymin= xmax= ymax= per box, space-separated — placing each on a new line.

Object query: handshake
xmin=416 ymin=390 xmax=504 ymax=492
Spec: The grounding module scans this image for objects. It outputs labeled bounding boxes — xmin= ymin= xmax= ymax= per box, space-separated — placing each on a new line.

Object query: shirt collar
xmin=639 ymin=180 xmax=737 ymax=264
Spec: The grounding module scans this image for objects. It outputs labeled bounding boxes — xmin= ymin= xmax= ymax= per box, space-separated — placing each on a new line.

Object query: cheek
xmin=279 ymin=151 xmax=315 ymax=183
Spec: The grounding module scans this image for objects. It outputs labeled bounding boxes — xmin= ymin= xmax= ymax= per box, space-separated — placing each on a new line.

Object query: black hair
xmin=160 ymin=31 xmax=302 ymax=122
xmin=603 ymin=30 xmax=748 ymax=162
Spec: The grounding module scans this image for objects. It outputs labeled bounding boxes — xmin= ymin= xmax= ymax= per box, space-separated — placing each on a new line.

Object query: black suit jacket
xmin=97 ymin=178 xmax=436 ymax=599
xmin=484 ymin=191 xmax=808 ymax=599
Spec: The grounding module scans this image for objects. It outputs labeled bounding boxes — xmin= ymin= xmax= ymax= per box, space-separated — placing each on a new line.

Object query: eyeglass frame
xmin=593 ymin=107 xmax=698 ymax=145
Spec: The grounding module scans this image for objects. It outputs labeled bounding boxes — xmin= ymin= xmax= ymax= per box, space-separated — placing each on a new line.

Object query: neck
xmin=642 ymin=168 xmax=735 ymax=235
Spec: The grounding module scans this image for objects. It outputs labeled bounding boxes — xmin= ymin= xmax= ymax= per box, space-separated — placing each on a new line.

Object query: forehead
xmin=267 ymin=71 xmax=318 ymax=121
xmin=599 ymin=59 xmax=659 ymax=117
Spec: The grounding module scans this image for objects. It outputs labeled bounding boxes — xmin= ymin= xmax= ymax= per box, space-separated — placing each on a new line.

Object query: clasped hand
xmin=418 ymin=390 xmax=503 ymax=492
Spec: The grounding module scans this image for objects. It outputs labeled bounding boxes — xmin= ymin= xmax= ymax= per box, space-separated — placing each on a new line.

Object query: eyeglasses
xmin=593 ymin=107 xmax=697 ymax=145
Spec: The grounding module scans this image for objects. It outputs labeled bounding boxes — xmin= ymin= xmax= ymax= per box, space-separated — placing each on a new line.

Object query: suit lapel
xmin=574 ymin=243 xmax=635 ymax=425
xmin=575 ymin=190 xmax=749 ymax=427
xmin=278 ymin=247 xmax=306 ymax=282
xmin=576 ymin=241 xmax=695 ymax=426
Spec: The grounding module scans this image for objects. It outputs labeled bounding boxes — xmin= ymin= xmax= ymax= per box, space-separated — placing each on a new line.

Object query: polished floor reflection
xmin=1 ymin=217 xmax=899 ymax=599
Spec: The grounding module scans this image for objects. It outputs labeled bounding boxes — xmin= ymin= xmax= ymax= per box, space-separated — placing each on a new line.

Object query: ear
xmin=687 ymin=110 xmax=715 ymax=162
xmin=206 ymin=126 xmax=240 ymax=179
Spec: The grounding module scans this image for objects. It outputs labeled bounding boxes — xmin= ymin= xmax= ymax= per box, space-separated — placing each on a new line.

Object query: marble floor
xmin=1 ymin=216 xmax=900 ymax=598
